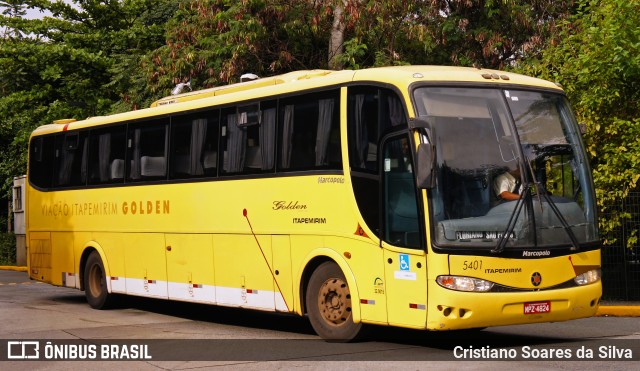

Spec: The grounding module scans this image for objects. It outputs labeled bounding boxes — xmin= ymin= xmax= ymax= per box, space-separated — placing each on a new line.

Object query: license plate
xmin=524 ymin=301 xmax=551 ymax=314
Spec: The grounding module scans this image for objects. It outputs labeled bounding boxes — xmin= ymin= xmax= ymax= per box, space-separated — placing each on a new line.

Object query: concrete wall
xmin=13 ymin=176 xmax=26 ymax=266
xmin=15 ymin=235 xmax=26 ymax=266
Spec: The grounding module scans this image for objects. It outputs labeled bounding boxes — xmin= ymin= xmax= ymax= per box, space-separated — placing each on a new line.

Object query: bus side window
xmin=29 ymin=135 xmax=55 ymax=189
xmin=54 ymin=131 xmax=88 ymax=187
xmin=348 ymin=86 xmax=407 ymax=237
xmin=203 ymin=111 xmax=220 ymax=176
xmin=170 ymin=109 xmax=220 ymax=179
xmin=127 ymin=119 xmax=169 ymax=181
xmin=278 ymin=90 xmax=340 ymax=171
xmin=220 ymin=100 xmax=277 ymax=175
xmin=242 ymin=101 xmax=276 ymax=173
xmin=382 ymin=134 xmax=420 ymax=248
xmin=220 ymin=107 xmax=245 ymax=174
xmin=349 ymin=87 xmax=406 ymax=172
xmin=257 ymin=104 xmax=276 ymax=171
xmin=88 ymin=125 xmax=127 ymax=184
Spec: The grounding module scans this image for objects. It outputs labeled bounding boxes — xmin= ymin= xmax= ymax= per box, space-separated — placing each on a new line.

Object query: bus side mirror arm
xmin=416 ymin=143 xmax=435 ymax=189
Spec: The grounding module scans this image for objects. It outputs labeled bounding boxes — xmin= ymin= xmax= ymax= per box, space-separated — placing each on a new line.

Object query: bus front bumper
xmin=426 ymin=280 xmax=602 ymax=330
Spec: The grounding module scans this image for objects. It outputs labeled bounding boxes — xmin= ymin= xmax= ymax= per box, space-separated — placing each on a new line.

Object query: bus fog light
xmin=574 ymin=269 xmax=601 ymax=286
xmin=436 ymin=275 xmax=494 ymax=292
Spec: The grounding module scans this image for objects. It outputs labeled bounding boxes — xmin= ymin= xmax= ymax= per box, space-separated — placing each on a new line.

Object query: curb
xmin=0 ymin=266 xmax=27 ymax=272
xmin=596 ymin=306 xmax=640 ymax=317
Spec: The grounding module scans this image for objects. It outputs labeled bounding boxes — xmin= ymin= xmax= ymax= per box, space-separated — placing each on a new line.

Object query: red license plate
xmin=524 ymin=301 xmax=551 ymax=314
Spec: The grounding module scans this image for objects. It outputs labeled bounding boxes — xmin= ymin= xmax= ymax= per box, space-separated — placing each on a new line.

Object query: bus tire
xmin=306 ymin=262 xmax=362 ymax=342
xmin=84 ymin=251 xmax=112 ymax=309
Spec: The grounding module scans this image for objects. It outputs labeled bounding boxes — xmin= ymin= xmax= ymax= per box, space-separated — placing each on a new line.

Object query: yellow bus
xmin=26 ymin=66 xmax=602 ymax=341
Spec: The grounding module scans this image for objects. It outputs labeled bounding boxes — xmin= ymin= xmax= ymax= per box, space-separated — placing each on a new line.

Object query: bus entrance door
xmin=382 ymin=245 xmax=428 ymax=328
xmin=380 ymin=133 xmax=428 ymax=328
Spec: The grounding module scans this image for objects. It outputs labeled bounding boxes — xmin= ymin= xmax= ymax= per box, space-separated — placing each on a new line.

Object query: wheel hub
xmin=317 ymin=277 xmax=352 ymax=326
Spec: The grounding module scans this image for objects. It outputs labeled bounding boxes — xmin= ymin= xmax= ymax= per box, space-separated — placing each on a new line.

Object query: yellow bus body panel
xmin=448 ymin=250 xmax=601 ymax=289
xmin=427 ymin=250 xmax=602 ymax=330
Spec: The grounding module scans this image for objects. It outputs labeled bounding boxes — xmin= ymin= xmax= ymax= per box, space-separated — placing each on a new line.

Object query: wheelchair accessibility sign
xmin=399 ymin=254 xmax=410 ymax=271
xmin=394 ymin=254 xmax=417 ymax=280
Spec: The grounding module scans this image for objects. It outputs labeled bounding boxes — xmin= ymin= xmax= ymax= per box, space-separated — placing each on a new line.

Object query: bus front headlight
xmin=574 ymin=269 xmax=601 ymax=286
xmin=436 ymin=275 xmax=494 ymax=292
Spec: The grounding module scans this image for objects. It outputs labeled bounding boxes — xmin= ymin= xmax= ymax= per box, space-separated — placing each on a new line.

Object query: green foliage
xmin=0 ymin=232 xmax=16 ymax=265
xmin=342 ymin=0 xmax=573 ymax=69
xmin=0 ymin=0 xmax=175 ymax=196
xmin=337 ymin=38 xmax=367 ymax=69
xmin=340 ymin=0 xmax=427 ymax=67
xmin=135 ymin=0 xmax=331 ymax=98
xmin=515 ymin=0 xmax=640 ymax=247
xmin=137 ymin=0 xmax=573 ymax=98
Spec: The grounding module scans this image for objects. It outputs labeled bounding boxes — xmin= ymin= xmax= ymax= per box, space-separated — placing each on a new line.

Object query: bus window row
xmin=29 ymin=90 xmax=342 ymax=189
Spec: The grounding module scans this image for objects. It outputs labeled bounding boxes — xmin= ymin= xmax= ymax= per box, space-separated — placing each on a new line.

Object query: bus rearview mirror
xmin=416 ymin=143 xmax=435 ymax=189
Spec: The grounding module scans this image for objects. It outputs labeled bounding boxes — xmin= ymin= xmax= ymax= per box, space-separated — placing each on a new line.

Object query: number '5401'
xmin=463 ymin=260 xmax=482 ymax=270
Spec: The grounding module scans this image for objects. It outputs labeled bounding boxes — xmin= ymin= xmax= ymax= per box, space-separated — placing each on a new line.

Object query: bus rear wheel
xmin=84 ymin=251 xmax=112 ymax=309
xmin=306 ymin=262 xmax=362 ymax=342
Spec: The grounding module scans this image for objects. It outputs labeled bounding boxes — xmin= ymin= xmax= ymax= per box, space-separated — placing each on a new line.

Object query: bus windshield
xmin=413 ymin=87 xmax=598 ymax=251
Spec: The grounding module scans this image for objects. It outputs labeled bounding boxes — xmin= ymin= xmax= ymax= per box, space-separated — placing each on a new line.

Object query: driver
xmin=494 ymin=167 xmax=522 ymax=201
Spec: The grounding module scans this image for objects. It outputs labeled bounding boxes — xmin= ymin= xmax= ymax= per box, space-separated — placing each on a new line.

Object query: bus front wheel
xmin=84 ymin=251 xmax=112 ymax=309
xmin=306 ymin=262 xmax=362 ymax=342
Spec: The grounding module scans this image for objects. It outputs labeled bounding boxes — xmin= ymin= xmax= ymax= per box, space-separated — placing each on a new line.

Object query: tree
xmin=134 ymin=0 xmax=577 ymax=99
xmin=337 ymin=0 xmax=423 ymax=68
xmin=415 ymin=0 xmax=575 ymax=68
xmin=323 ymin=0 xmax=575 ymax=69
xmin=515 ymin=0 xmax=640 ymax=247
xmin=0 ymin=0 xmax=175 ymax=202
xmin=0 ymin=0 xmax=25 ymax=39
xmin=328 ymin=0 xmax=346 ymax=70
xmin=132 ymin=0 xmax=336 ymax=102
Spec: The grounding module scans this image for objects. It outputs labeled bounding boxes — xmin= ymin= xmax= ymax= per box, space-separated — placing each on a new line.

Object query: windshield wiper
xmin=529 ymin=146 xmax=582 ymax=251
xmin=491 ymin=182 xmax=530 ymax=255
xmin=492 ymin=176 xmax=582 ymax=255
xmin=536 ymin=187 xmax=581 ymax=251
